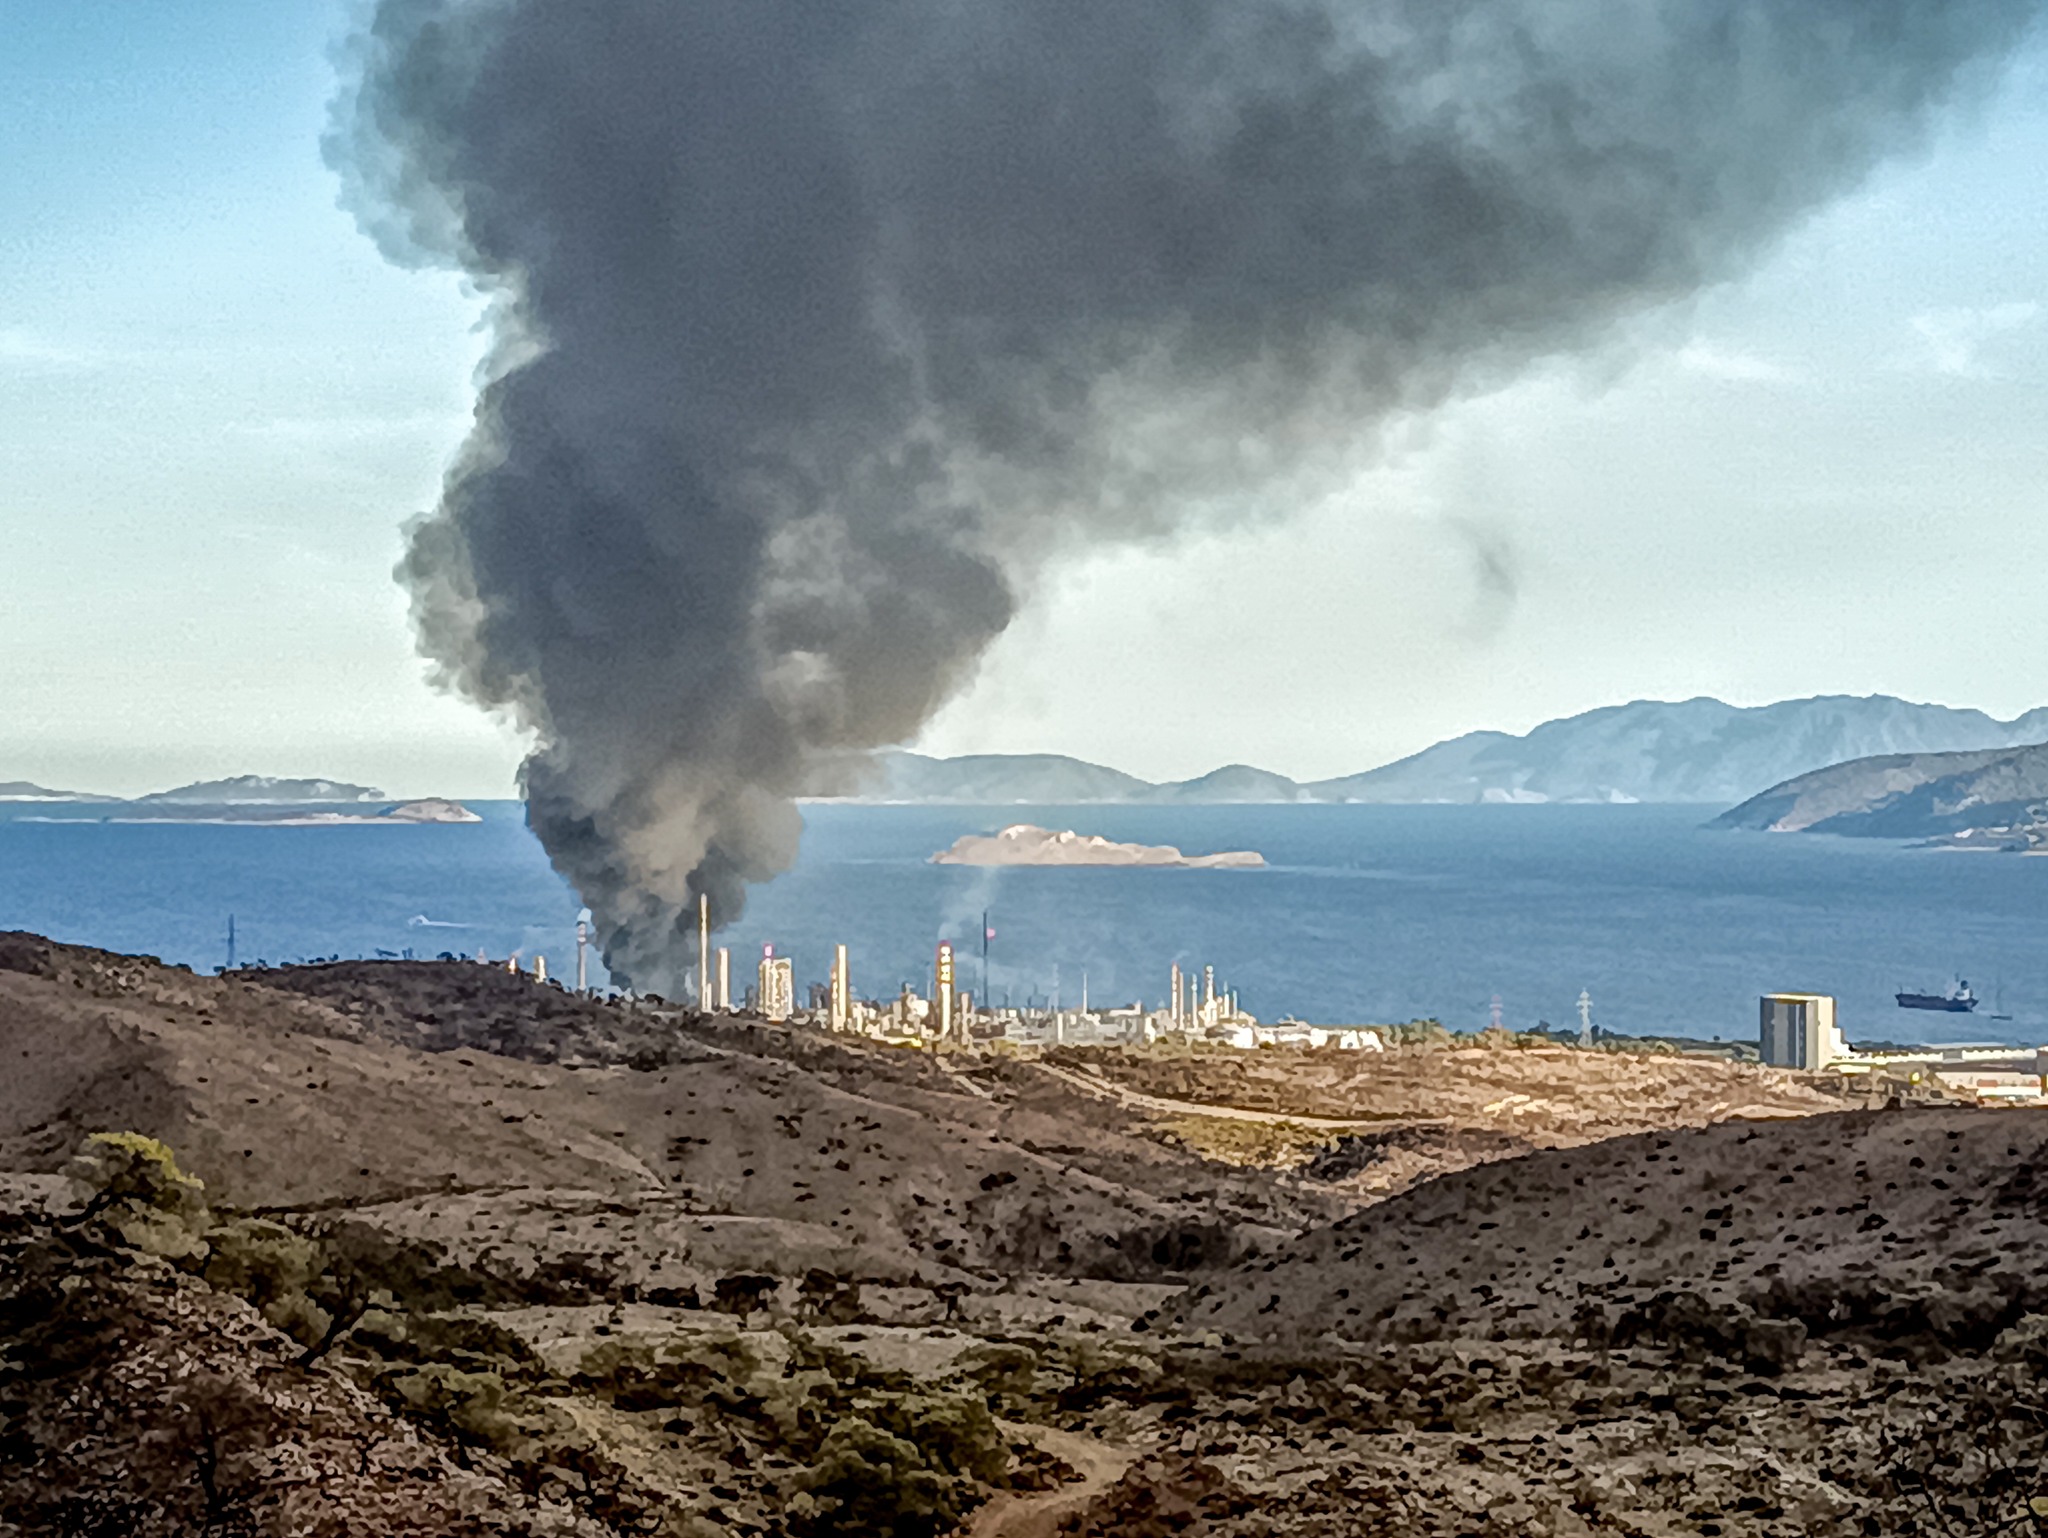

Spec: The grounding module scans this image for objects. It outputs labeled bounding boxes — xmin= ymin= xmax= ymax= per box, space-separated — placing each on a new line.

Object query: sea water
xmin=3 ymin=800 xmax=2044 ymax=1046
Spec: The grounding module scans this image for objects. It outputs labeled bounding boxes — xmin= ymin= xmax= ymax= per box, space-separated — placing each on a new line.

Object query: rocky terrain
xmin=2 ymin=931 xmax=2040 ymax=1535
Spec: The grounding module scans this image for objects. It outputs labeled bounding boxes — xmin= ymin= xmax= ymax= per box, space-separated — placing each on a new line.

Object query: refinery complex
xmin=677 ymin=898 xmax=1384 ymax=1051
xmin=484 ymin=899 xmax=1385 ymax=1052
xmin=502 ymin=903 xmax=2048 ymax=1097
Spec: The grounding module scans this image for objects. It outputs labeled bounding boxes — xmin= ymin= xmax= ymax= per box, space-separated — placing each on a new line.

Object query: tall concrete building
xmin=1759 ymin=993 xmax=1844 ymax=1070
xmin=830 ymin=943 xmax=849 ymax=1032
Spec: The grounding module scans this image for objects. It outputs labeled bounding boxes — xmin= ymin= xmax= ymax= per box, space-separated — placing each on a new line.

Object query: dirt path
xmin=968 ymin=1424 xmax=1137 ymax=1538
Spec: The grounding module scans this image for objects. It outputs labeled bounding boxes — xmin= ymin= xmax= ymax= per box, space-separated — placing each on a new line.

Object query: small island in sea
xmin=931 ymin=823 xmax=1264 ymax=868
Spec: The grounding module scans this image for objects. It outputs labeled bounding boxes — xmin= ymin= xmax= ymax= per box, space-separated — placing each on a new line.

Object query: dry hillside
xmin=3 ymin=933 xmax=2037 ymax=1537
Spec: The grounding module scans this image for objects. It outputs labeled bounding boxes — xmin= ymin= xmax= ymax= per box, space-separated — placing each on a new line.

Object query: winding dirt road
xmin=969 ymin=1423 xmax=1136 ymax=1538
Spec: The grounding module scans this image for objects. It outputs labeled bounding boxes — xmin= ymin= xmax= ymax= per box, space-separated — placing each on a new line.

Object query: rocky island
xmin=104 ymin=798 xmax=484 ymax=826
xmin=931 ymin=823 xmax=1264 ymax=867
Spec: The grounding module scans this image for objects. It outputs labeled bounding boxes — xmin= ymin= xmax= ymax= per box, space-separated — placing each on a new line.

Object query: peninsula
xmin=0 ymin=773 xmax=482 ymax=826
xmin=1714 ymin=739 xmax=2048 ymax=845
xmin=931 ymin=823 xmax=1265 ymax=868
xmin=19 ymin=798 xmax=481 ymax=826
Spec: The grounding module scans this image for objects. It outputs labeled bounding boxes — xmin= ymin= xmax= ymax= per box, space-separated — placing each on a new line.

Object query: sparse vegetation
xmin=787 ymin=1395 xmax=1007 ymax=1538
xmin=3 ymin=938 xmax=2040 ymax=1537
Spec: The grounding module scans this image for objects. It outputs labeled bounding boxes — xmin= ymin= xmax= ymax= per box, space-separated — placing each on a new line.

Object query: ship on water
xmin=1896 ymin=978 xmax=1979 ymax=1013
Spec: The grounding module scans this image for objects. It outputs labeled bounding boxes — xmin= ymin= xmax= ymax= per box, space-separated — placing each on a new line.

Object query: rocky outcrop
xmin=382 ymin=798 xmax=483 ymax=823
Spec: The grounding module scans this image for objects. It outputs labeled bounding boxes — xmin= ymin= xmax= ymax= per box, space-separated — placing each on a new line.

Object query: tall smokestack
xmin=333 ymin=1 xmax=2042 ymax=991
xmin=936 ymin=942 xmax=955 ymax=1046
xmin=831 ymin=943 xmax=850 ymax=1032
xmin=697 ymin=894 xmax=710 ymax=1013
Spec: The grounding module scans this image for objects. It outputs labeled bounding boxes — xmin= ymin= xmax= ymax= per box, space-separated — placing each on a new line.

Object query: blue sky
xmin=4 ymin=5 xmax=2045 ymax=795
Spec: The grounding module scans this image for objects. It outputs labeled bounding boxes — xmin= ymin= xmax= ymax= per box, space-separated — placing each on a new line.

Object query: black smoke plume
xmin=331 ymin=0 xmax=2038 ymax=992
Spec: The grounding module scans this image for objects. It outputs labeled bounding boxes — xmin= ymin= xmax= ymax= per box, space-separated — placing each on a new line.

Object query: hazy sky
xmin=5 ymin=5 xmax=2044 ymax=797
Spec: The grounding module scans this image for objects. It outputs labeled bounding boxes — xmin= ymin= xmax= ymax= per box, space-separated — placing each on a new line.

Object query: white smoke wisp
xmin=330 ymin=0 xmax=2040 ymax=991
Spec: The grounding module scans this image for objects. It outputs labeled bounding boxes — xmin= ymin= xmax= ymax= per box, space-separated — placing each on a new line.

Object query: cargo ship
xmin=1896 ymin=979 xmax=1979 ymax=1013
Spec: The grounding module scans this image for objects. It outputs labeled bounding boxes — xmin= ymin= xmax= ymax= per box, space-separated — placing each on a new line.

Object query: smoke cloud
xmin=331 ymin=0 xmax=2038 ymax=991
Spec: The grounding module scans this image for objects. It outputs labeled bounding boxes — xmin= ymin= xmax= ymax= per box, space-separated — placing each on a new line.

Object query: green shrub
xmin=65 ymin=1131 xmax=212 ymax=1263
xmin=382 ymin=1363 xmax=545 ymax=1453
xmin=206 ymin=1216 xmax=459 ymax=1364
xmin=575 ymin=1328 xmax=773 ymax=1412
xmin=787 ymin=1415 xmax=975 ymax=1538
xmin=204 ymin=1217 xmax=332 ymax=1350
xmin=869 ymin=1394 xmax=1007 ymax=1485
xmin=1379 ymin=1020 xmax=1451 ymax=1050
xmin=949 ymin=1341 xmax=1040 ymax=1402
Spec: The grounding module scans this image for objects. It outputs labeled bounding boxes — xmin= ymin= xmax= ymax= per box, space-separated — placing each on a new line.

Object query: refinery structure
xmin=653 ymin=897 xmax=1386 ymax=1051
xmin=471 ymin=906 xmax=1386 ymax=1053
xmin=515 ymin=907 xmax=2047 ymax=1094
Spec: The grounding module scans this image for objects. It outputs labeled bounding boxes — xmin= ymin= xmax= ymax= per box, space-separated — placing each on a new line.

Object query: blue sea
xmin=2 ymin=801 xmax=2044 ymax=1047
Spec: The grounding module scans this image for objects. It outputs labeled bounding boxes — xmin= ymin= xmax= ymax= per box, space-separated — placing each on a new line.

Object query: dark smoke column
xmin=331 ymin=0 xmax=2038 ymax=993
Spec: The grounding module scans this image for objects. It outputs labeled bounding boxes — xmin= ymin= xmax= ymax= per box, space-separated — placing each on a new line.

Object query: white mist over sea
xmin=3 ymin=801 xmax=2044 ymax=1046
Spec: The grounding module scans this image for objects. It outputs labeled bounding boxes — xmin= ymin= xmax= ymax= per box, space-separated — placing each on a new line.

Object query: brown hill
xmin=1181 ymin=1107 xmax=2048 ymax=1348
xmin=0 ymin=934 xmax=1316 ymax=1288
xmin=1047 ymin=1041 xmax=1839 ymax=1131
xmin=252 ymin=957 xmax=698 ymax=1067
xmin=1034 ymin=1041 xmax=1846 ymax=1200
xmin=0 ymin=933 xmax=668 ymax=1210
xmin=11 ymin=933 xmax=2037 ymax=1537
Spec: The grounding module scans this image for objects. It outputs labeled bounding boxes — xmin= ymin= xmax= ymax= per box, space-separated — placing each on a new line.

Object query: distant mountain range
xmin=1 ymin=775 xmax=388 ymax=805
xmin=1715 ymin=741 xmax=2048 ymax=846
xmin=14 ymin=697 xmax=2047 ymax=813
xmin=811 ymin=696 xmax=2048 ymax=807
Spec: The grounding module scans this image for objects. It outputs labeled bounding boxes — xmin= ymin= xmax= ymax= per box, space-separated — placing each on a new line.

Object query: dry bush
xmin=1877 ymin=1371 xmax=2048 ymax=1535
